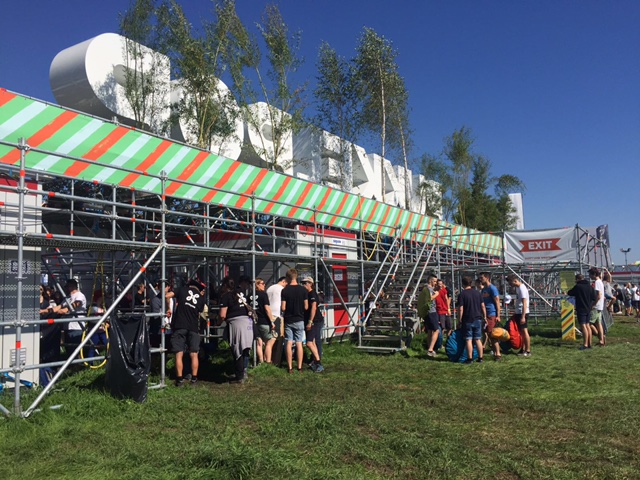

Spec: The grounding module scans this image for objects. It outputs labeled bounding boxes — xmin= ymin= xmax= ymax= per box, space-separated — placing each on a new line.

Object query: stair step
xmin=362 ymin=334 xmax=402 ymax=342
xmin=356 ymin=345 xmax=405 ymax=354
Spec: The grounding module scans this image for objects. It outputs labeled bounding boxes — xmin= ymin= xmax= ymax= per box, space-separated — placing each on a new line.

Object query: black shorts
xmin=425 ymin=312 xmax=440 ymax=331
xmin=513 ymin=313 xmax=528 ymax=329
xmin=438 ymin=314 xmax=451 ymax=330
xmin=171 ymin=329 xmax=201 ymax=353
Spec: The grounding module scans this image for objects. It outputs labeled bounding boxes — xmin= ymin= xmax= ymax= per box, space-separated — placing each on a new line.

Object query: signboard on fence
xmin=504 ymin=228 xmax=577 ymax=264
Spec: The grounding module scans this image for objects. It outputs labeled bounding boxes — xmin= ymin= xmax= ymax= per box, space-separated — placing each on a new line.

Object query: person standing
xmin=479 ymin=272 xmax=502 ymax=360
xmin=252 ymin=277 xmax=277 ymax=364
xmin=567 ymin=274 xmax=597 ymax=349
xmin=267 ymin=276 xmax=288 ymax=365
xmin=301 ymin=277 xmax=325 ymax=373
xmin=218 ymin=276 xmax=255 ymax=383
xmin=435 ymin=279 xmax=452 ymax=337
xmin=588 ymin=267 xmax=606 ymax=346
xmin=424 ymin=274 xmax=441 ymax=357
xmin=168 ymin=279 xmax=206 ymax=386
xmin=457 ymin=276 xmax=486 ymax=364
xmin=506 ymin=274 xmax=531 ymax=357
xmin=281 ymin=268 xmax=308 ymax=373
xmin=56 ymin=279 xmax=87 ymax=348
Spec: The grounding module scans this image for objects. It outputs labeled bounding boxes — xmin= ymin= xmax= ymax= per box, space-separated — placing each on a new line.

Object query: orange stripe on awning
xmin=401 ymin=212 xmax=415 ymax=238
xmin=363 ymin=200 xmax=380 ymax=230
xmin=263 ymin=176 xmax=292 ymax=213
xmin=345 ymin=196 xmax=364 ymax=230
xmin=202 ymin=161 xmax=242 ymax=203
xmin=328 ymin=192 xmax=350 ymax=226
xmin=0 ymin=89 xmax=17 ymax=107
xmin=165 ymin=150 xmax=210 ymax=196
xmin=235 ymin=169 xmax=269 ymax=209
xmin=120 ymin=140 xmax=173 ymax=187
xmin=64 ymin=126 xmax=129 ymax=177
xmin=287 ymin=182 xmax=314 ymax=218
xmin=1 ymin=110 xmax=77 ymax=165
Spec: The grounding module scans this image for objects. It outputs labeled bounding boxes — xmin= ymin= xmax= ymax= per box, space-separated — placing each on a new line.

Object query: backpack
xmin=445 ymin=328 xmax=478 ymax=362
xmin=417 ymin=287 xmax=432 ymax=319
xmin=502 ymin=317 xmax=522 ymax=351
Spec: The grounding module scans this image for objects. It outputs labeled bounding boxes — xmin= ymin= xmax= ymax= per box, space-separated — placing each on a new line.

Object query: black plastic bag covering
xmin=105 ymin=315 xmax=151 ymax=403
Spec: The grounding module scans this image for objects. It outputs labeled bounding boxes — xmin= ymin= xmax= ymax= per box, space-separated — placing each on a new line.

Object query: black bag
xmin=105 ymin=315 xmax=151 ymax=403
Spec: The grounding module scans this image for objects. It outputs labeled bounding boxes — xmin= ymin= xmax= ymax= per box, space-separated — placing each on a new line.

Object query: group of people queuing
xmin=421 ymin=271 xmax=532 ymax=363
xmin=170 ymin=268 xmax=326 ymax=387
xmin=611 ymin=280 xmax=640 ymax=318
xmin=567 ymin=267 xmax=609 ymax=349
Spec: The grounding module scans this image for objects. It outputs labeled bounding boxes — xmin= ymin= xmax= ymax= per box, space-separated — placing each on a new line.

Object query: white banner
xmin=504 ymin=228 xmax=577 ymax=264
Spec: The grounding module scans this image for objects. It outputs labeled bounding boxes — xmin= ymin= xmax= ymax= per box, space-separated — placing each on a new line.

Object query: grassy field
xmin=2 ymin=316 xmax=640 ymax=480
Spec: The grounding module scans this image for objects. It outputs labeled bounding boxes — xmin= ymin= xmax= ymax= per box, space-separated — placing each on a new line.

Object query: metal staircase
xmin=357 ymin=236 xmax=436 ymax=353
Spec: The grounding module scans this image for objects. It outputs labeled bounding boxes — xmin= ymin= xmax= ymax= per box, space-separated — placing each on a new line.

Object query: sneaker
xmin=427 ymin=351 xmax=436 ymax=358
xmin=477 ymin=358 xmax=484 ymax=364
xmin=189 ymin=377 xmax=198 ymax=385
xmin=578 ymin=345 xmax=591 ymax=351
xmin=523 ymin=352 xmax=531 ymax=357
xmin=494 ymin=356 xmax=503 ymax=362
xmin=517 ymin=351 xmax=526 ymax=357
xmin=463 ymin=359 xmax=474 ymax=365
xmin=175 ymin=378 xmax=185 ymax=387
xmin=314 ymin=364 xmax=325 ymax=373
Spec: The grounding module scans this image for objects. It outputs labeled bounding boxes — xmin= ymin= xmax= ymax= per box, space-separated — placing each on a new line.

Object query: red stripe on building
xmin=64 ymin=126 xmax=129 ymax=177
xmin=0 ymin=89 xmax=17 ymax=107
xmin=202 ymin=161 xmax=242 ymax=203
xmin=287 ymin=182 xmax=314 ymax=218
xmin=263 ymin=176 xmax=292 ymax=214
xmin=165 ymin=150 xmax=210 ymax=196
xmin=1 ymin=110 xmax=78 ymax=165
xmin=235 ymin=169 xmax=269 ymax=209
xmin=120 ymin=140 xmax=173 ymax=187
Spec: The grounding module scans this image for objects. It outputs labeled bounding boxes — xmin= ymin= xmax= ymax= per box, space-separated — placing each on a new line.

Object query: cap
xmin=301 ymin=276 xmax=314 ymax=284
xmin=188 ymin=279 xmax=206 ymax=290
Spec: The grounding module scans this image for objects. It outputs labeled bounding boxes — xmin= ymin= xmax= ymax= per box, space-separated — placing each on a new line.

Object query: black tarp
xmin=105 ymin=315 xmax=150 ymax=402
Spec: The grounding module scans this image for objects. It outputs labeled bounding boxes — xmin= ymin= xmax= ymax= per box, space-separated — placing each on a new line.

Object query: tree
xmin=156 ymin=0 xmax=242 ymax=151
xmin=119 ymin=0 xmax=171 ymax=134
xmin=223 ymin=3 xmax=306 ymax=170
xmin=314 ymin=41 xmax=361 ymax=190
xmin=354 ymin=27 xmax=404 ymax=202
xmin=388 ymin=84 xmax=412 ymax=208
xmin=420 ymin=126 xmax=525 ymax=231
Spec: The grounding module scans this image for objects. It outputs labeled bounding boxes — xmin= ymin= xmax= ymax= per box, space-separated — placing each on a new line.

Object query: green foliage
xmin=420 ymin=126 xmax=525 ymax=231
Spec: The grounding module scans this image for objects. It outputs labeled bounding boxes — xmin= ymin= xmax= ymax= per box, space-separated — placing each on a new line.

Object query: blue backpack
xmin=445 ymin=329 xmax=478 ymax=363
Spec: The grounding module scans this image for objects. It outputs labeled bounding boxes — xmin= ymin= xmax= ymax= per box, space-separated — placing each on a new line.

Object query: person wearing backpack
xmin=568 ymin=274 xmax=598 ymax=350
xmin=506 ymin=274 xmax=531 ymax=357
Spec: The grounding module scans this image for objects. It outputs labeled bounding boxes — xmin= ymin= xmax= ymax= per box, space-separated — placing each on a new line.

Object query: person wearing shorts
xmin=479 ymin=272 xmax=502 ymax=360
xmin=424 ymin=274 xmax=441 ymax=357
xmin=168 ymin=279 xmax=206 ymax=386
xmin=435 ymin=279 xmax=452 ymax=336
xmin=457 ymin=276 xmax=486 ymax=364
xmin=568 ymin=274 xmax=597 ymax=349
xmin=507 ymin=274 xmax=531 ymax=356
xmin=589 ymin=267 xmax=606 ymax=346
xmin=281 ymin=268 xmax=308 ymax=373
xmin=252 ymin=277 xmax=276 ymax=364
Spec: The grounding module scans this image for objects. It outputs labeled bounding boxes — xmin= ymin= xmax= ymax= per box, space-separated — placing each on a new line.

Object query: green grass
xmin=2 ymin=316 xmax=640 ymax=479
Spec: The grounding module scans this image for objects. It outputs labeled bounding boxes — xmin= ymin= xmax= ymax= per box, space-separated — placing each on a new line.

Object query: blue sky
xmin=1 ymin=1 xmax=638 ymax=265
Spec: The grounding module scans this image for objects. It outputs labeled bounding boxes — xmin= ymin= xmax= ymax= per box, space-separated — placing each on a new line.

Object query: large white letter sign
xmin=50 ymin=33 xmax=170 ymax=132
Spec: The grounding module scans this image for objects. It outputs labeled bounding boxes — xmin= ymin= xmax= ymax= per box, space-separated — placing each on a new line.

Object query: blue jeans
xmin=463 ymin=319 xmax=483 ymax=341
xmin=285 ymin=321 xmax=305 ymax=342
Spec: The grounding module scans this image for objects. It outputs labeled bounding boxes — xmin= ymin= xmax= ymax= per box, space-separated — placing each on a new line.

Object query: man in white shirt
xmin=506 ymin=274 xmax=531 ymax=357
xmin=55 ymin=279 xmax=87 ymax=348
xmin=589 ymin=267 xmax=606 ymax=346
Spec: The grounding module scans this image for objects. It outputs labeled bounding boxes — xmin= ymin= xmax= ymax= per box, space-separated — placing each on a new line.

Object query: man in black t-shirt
xmin=167 ymin=279 xmax=206 ymax=386
xmin=251 ymin=277 xmax=276 ymax=364
xmin=281 ymin=268 xmax=308 ymax=373
xmin=457 ymin=276 xmax=486 ymax=364
xmin=302 ymin=277 xmax=325 ymax=373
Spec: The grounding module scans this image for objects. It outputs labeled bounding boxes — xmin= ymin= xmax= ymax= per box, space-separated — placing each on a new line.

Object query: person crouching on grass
xmin=457 ymin=276 xmax=486 ymax=364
